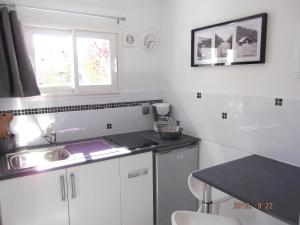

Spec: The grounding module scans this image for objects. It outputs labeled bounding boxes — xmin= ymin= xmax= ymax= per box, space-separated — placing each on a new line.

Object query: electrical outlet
xmin=142 ymin=103 xmax=150 ymax=115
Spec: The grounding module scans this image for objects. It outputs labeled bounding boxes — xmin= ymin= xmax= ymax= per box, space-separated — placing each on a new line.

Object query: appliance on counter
xmin=154 ymin=143 xmax=198 ymax=225
xmin=158 ymin=126 xmax=183 ymax=140
xmin=105 ymin=133 xmax=159 ymax=151
xmin=152 ymin=103 xmax=173 ymax=132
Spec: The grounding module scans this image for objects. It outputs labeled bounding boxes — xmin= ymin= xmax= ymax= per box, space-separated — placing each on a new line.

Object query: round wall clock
xmin=142 ymin=32 xmax=159 ymax=52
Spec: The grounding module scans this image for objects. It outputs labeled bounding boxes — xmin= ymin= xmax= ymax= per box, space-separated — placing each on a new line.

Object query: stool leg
xmin=201 ymin=183 xmax=212 ymax=214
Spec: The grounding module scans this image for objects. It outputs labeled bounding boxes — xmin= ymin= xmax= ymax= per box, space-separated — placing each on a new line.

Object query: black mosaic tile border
xmin=0 ymin=99 xmax=163 ymax=116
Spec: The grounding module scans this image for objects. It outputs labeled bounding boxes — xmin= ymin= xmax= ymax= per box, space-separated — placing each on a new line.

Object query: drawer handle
xmin=128 ymin=168 xmax=148 ymax=179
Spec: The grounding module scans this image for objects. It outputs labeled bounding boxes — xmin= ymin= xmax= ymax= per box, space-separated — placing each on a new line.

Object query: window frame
xmin=25 ymin=25 xmax=119 ymax=96
xmin=73 ymin=30 xmax=118 ymax=94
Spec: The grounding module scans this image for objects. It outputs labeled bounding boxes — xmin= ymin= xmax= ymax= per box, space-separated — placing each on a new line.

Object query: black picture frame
xmin=191 ymin=13 xmax=268 ymax=67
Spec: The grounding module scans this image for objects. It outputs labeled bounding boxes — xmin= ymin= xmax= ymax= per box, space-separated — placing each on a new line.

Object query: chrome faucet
xmin=44 ymin=131 xmax=57 ymax=145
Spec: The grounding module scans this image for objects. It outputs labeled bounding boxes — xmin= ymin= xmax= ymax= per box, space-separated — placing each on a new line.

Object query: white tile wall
xmin=3 ymin=89 xmax=300 ymax=167
xmin=163 ymin=90 xmax=300 ymax=167
xmin=1 ymin=91 xmax=161 ymax=147
xmin=164 ymin=91 xmax=298 ymax=225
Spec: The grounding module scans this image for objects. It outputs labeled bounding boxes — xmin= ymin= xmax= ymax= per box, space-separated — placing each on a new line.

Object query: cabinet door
xmin=155 ymin=145 xmax=199 ymax=225
xmin=67 ymin=159 xmax=121 ymax=225
xmin=0 ymin=169 xmax=69 ymax=225
xmin=120 ymin=152 xmax=153 ymax=225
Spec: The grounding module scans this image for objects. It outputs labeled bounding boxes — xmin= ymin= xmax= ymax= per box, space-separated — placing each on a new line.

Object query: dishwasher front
xmin=154 ymin=143 xmax=199 ymax=225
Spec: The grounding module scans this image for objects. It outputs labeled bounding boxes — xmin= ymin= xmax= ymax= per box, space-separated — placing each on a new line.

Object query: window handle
xmin=113 ymin=58 xmax=118 ymax=74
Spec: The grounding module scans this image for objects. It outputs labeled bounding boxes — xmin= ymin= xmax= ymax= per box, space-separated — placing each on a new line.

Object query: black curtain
xmin=0 ymin=7 xmax=40 ymax=98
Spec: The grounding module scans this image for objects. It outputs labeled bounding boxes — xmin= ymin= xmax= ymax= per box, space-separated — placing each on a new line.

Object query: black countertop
xmin=106 ymin=130 xmax=200 ymax=151
xmin=0 ymin=130 xmax=199 ymax=181
xmin=193 ymin=155 xmax=300 ymax=225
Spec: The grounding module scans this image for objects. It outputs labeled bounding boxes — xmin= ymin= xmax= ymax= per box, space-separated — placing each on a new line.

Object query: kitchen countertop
xmin=0 ymin=130 xmax=199 ymax=181
xmin=193 ymin=155 xmax=300 ymax=225
xmin=106 ymin=130 xmax=200 ymax=151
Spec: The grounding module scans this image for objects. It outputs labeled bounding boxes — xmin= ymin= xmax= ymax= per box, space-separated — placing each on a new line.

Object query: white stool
xmin=188 ymin=173 xmax=232 ymax=213
xmin=170 ymin=174 xmax=242 ymax=225
xmin=172 ymin=211 xmax=242 ymax=225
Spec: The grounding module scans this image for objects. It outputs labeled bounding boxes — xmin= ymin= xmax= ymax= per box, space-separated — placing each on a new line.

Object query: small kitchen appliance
xmin=152 ymin=103 xmax=173 ymax=132
xmin=158 ymin=126 xmax=183 ymax=140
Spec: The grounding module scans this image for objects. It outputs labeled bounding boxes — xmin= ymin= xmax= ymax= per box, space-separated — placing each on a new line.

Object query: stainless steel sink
xmin=44 ymin=148 xmax=71 ymax=161
xmin=6 ymin=146 xmax=71 ymax=171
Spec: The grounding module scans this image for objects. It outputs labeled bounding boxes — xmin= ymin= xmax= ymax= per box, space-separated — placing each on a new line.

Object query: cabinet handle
xmin=70 ymin=173 xmax=77 ymax=199
xmin=128 ymin=168 xmax=148 ymax=179
xmin=60 ymin=175 xmax=67 ymax=202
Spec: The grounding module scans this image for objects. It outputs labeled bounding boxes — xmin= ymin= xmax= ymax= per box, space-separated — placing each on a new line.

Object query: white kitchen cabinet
xmin=0 ymin=153 xmax=153 ymax=225
xmin=120 ymin=152 xmax=153 ymax=225
xmin=0 ymin=169 xmax=69 ymax=225
xmin=67 ymin=158 xmax=121 ymax=225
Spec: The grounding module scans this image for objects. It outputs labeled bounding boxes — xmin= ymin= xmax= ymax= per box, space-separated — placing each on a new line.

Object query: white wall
xmin=0 ymin=1 xmax=298 ymax=223
xmin=161 ymin=0 xmax=300 ymax=224
xmin=162 ymin=0 xmax=300 ymax=98
xmin=13 ymin=0 xmax=164 ymax=92
xmin=0 ymin=0 xmax=164 ymax=146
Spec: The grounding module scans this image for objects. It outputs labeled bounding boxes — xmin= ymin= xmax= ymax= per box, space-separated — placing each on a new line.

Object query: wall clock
xmin=142 ymin=32 xmax=159 ymax=52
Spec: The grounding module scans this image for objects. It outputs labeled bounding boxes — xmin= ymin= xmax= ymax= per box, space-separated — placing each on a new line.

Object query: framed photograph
xmin=123 ymin=31 xmax=137 ymax=47
xmin=191 ymin=13 xmax=267 ymax=67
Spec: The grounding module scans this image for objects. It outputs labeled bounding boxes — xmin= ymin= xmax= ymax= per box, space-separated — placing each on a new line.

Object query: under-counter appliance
xmin=154 ymin=143 xmax=198 ymax=225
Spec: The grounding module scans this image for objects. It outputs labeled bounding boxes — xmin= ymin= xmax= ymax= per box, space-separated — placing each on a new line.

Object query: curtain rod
xmin=0 ymin=3 xmax=126 ymax=24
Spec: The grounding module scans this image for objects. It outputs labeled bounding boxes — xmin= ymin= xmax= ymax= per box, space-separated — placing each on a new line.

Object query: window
xmin=25 ymin=27 xmax=118 ymax=95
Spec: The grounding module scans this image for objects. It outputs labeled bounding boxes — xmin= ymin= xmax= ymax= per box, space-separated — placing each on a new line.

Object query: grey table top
xmin=193 ymin=155 xmax=300 ymax=225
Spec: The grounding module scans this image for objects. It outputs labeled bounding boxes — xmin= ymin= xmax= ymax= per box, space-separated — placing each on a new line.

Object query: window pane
xmin=77 ymin=37 xmax=112 ymax=86
xmin=33 ymin=34 xmax=73 ymax=88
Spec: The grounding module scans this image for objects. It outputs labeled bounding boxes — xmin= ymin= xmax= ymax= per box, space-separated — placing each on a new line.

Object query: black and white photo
xmin=191 ymin=13 xmax=267 ymax=66
xmin=236 ymin=23 xmax=259 ymax=58
xmin=215 ymin=30 xmax=233 ymax=58
xmin=197 ymin=37 xmax=212 ymax=60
